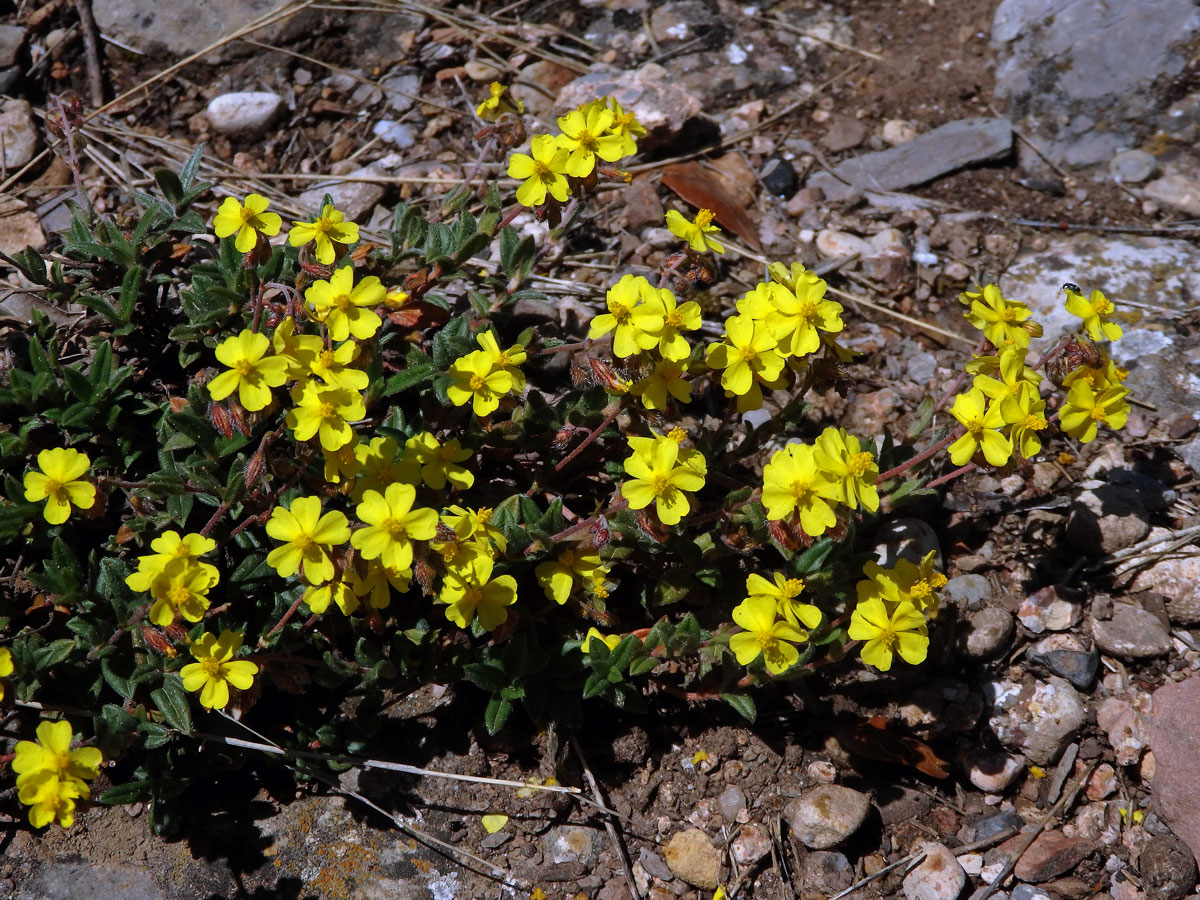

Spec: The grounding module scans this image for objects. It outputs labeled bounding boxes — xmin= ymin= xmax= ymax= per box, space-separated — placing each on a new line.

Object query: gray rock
xmin=1018 ymin=585 xmax=1084 ymax=634
xmin=802 ymin=851 xmax=854 ymax=895
xmin=946 ymin=574 xmax=993 ymax=611
xmin=17 ymin=862 xmax=164 ymax=900
xmin=967 ymin=751 xmax=1024 ymax=793
xmin=784 ymin=785 xmax=871 ymax=849
xmin=808 ymin=117 xmax=1012 ymax=202
xmin=1027 ymin=634 xmax=1099 ymax=690
xmin=298 ymin=159 xmax=393 ymax=223
xmin=1011 ymin=885 xmax=1052 ymax=900
xmin=639 ymin=848 xmax=674 ymax=881
xmin=206 ymin=91 xmax=284 ymax=137
xmin=650 ymin=1 xmax=716 ymax=43
xmin=0 ymin=194 xmax=46 ymax=255
xmin=543 ymin=824 xmax=598 ymax=865
xmin=1140 ymin=835 xmax=1198 ymax=900
xmin=716 ymin=785 xmax=747 ymax=821
xmin=1092 ymin=604 xmax=1173 ymax=659
xmin=731 ymin=823 xmax=773 ymax=865
xmin=0 ymin=99 xmax=38 ymax=169
xmin=1066 ymin=483 xmax=1150 ymax=555
xmin=999 ymin=233 xmax=1200 ymax=424
xmin=0 ymin=24 xmax=25 ymax=68
xmin=976 ymin=810 xmax=1025 ymax=842
xmin=381 ymin=69 xmax=422 ymax=114
xmin=1130 ymin=528 xmax=1200 ymax=624
xmin=816 ymin=229 xmax=872 ymax=259
xmin=873 ymin=518 xmax=942 ymax=569
xmin=1110 ymin=150 xmax=1157 ymax=184
xmin=93 ymin=0 xmax=307 ymax=57
xmin=987 ymin=676 xmax=1087 ymax=765
xmin=903 ymin=843 xmax=968 ymax=900
xmin=1143 ymin=174 xmax=1200 ymax=217
xmin=1150 ymin=677 xmax=1200 ymax=869
xmin=555 ymin=63 xmax=705 ymax=151
xmin=991 ymin=0 xmax=1199 ymax=166
xmin=959 ymin=608 xmax=1016 ymax=661
xmin=480 ymin=830 xmax=511 ymax=848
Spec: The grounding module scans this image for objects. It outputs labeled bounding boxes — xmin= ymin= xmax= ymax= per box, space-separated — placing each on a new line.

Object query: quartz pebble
xmin=882 ymin=118 xmax=919 ymax=145
xmin=903 ymin=843 xmax=967 ymax=900
xmin=206 ymin=91 xmax=283 ymax=137
xmin=1018 ymin=586 xmax=1084 ymax=634
xmin=784 ymin=785 xmax=871 ymax=849
xmin=960 ymin=608 xmax=1016 ymax=661
xmin=987 ymin=676 xmax=1086 ymax=765
xmin=731 ymin=823 xmax=772 ymax=865
xmin=816 ymin=228 xmax=872 ymax=259
xmin=716 ymin=785 xmax=747 ymax=821
xmin=967 ymin=751 xmax=1024 ymax=793
xmin=1109 ymin=150 xmax=1157 ymax=184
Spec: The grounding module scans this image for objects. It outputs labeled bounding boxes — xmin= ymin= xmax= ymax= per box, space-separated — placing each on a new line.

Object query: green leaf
xmin=101 ymin=659 xmax=133 ymax=699
xmin=628 ymin=655 xmax=658 ymax=676
xmin=464 ymin=662 xmax=508 ymax=693
xmin=33 ymin=638 xmax=76 ymax=669
xmin=151 ymin=676 xmax=194 ymax=735
xmin=721 ymin=692 xmax=757 ymax=723
xmin=382 ymin=363 xmax=435 ymax=396
xmin=484 ymin=694 xmax=512 ymax=734
xmin=99 ymin=779 xmax=155 ymax=806
xmin=27 ymin=335 xmax=53 ymax=377
xmin=61 ymin=364 xmax=94 ymax=403
xmin=791 ymin=538 xmax=835 ymax=577
xmin=582 ymin=672 xmax=608 ymax=699
xmin=431 ymin=315 xmax=474 ymax=369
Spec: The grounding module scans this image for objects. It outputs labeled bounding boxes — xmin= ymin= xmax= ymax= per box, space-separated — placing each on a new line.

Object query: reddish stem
xmin=876 ymin=427 xmax=964 ymax=483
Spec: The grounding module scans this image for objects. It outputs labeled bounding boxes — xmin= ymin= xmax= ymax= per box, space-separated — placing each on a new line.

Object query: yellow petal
xmin=481 ymin=814 xmax=509 ymax=833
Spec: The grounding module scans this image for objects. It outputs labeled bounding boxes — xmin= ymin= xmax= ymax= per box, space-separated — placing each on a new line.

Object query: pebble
xmin=0 ymin=98 xmax=38 ymax=168
xmin=946 ymin=574 xmax=993 ymax=611
xmin=206 ymin=91 xmax=284 ymax=137
xmin=481 ymin=830 xmax=511 ymax=849
xmin=543 ymin=825 xmax=598 ymax=865
xmin=882 ymin=118 xmax=919 ymax=145
xmin=903 ymin=843 xmax=968 ymax=900
xmin=0 ymin=194 xmax=45 ymax=255
xmin=1011 ymin=886 xmax=1053 ymax=900
xmin=816 ymin=229 xmax=872 ymax=259
xmin=943 ymin=261 xmax=971 ymax=281
xmin=1142 ymin=174 xmax=1200 ymax=217
xmin=1026 ymin=634 xmax=1099 ymax=690
xmin=731 ymin=823 xmax=773 ymax=865
xmin=1092 ymin=605 xmax=1173 ymax=659
xmin=803 ymin=851 xmax=854 ymax=895
xmin=808 ymin=117 xmax=1012 ymax=202
xmin=807 ymin=760 xmax=838 ymax=783
xmin=1138 ymin=835 xmax=1198 ymax=900
xmin=639 ymin=849 xmax=674 ymax=881
xmin=381 ymin=69 xmax=422 ymax=114
xmin=873 ymin=518 xmax=942 ymax=568
xmin=975 ymin=810 xmax=1025 ymax=842
xmin=299 ymin=158 xmax=392 ymax=222
xmin=717 ymin=785 xmax=747 ymax=820
xmin=372 ymin=120 xmax=416 ymax=148
xmin=1086 ymin=763 xmax=1118 ymax=800
xmin=967 ymin=750 xmax=1024 ymax=793
xmin=761 ymin=154 xmax=798 ymax=197
xmin=987 ymin=676 xmax=1087 ymax=765
xmin=1109 ymin=150 xmax=1157 ymax=184
xmin=464 ymin=59 xmax=500 ymax=82
xmin=0 ymin=24 xmax=24 ymax=68
xmin=960 ymin=608 xmax=1016 ymax=661
xmin=663 ymin=829 xmax=720 ymax=890
xmin=784 ymin=785 xmax=871 ymax=849
xmin=1066 ymin=484 xmax=1151 ymax=554
xmin=1018 ymin=585 xmax=1084 ymax=634
xmin=822 ymin=114 xmax=868 ymax=152
xmin=1097 ymin=692 xmax=1153 ymax=765
xmin=1013 ymin=830 xmax=1092 ymax=883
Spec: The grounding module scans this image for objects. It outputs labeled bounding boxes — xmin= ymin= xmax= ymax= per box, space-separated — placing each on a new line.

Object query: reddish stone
xmin=1012 ymin=830 xmax=1093 ymax=883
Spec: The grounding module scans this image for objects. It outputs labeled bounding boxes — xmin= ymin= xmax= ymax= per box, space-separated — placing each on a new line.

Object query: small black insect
xmin=1062 ymin=282 xmax=1081 ymax=294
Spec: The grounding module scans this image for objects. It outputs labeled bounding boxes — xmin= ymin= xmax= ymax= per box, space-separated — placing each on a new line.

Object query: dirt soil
xmin=2 ymin=0 xmax=1199 ymax=899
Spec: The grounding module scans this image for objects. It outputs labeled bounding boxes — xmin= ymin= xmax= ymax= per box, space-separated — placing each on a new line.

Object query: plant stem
xmin=925 ymin=462 xmax=977 ymax=489
xmin=551 ymin=398 xmax=625 ymax=477
xmin=876 ymin=426 xmax=963 ymax=483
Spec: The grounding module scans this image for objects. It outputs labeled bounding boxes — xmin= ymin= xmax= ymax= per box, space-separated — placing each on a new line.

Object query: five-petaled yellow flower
xmin=438 ymin=554 xmax=518 ymax=631
xmin=476 ymin=81 xmax=523 ymax=121
xmin=729 ymin=594 xmax=807 ymax=674
xmin=265 ymin=496 xmax=351 ymax=583
xmin=351 ymin=483 xmax=439 ymax=570
xmin=620 ymin=435 xmax=705 ymax=526
xmin=23 ymin=448 xmax=96 ymax=525
xmin=212 ymin=193 xmax=282 ymax=253
xmin=207 ymin=329 xmax=290 ymax=411
xmin=556 ymin=105 xmax=626 ymax=177
xmin=947 ymin=387 xmax=1012 ymax=467
xmin=847 ymin=595 xmax=929 ymax=672
xmin=304 ymin=265 xmax=385 ymax=342
xmin=447 ymin=351 xmax=514 ymax=417
xmin=12 ymin=719 xmax=103 ymax=829
xmin=508 ymin=134 xmax=571 ymax=208
xmin=589 ymin=274 xmax=664 ymax=358
xmin=286 ymin=380 xmax=365 ymax=451
xmin=1064 ymin=285 xmax=1123 ymax=342
xmin=288 ymin=203 xmax=359 ymax=265
xmin=760 ymin=442 xmax=839 ymax=534
xmin=665 ymin=208 xmax=724 ymax=254
xmin=180 ymin=630 xmax=259 ymax=710
xmin=1059 ymin=382 xmax=1130 ymax=444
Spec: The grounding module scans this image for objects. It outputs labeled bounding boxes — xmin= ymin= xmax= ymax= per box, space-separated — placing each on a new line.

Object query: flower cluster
xmin=848 ymin=552 xmax=945 ymax=671
xmin=729 ymin=572 xmax=821 ymax=674
xmin=761 ymin=426 xmax=880 ymax=536
xmin=506 ymin=96 xmax=644 ymax=208
xmin=125 ymin=530 xmax=220 ymax=626
xmin=620 ymin=430 xmax=707 ymax=526
xmin=12 ymin=720 xmax=103 ymax=828
xmin=447 ymin=330 xmax=527 ymax=416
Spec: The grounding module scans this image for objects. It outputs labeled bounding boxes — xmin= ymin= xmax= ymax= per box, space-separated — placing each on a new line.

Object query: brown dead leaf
xmin=661 ymin=161 xmax=761 ymax=251
xmin=834 ymin=715 xmax=951 ymax=779
xmin=387 ymin=301 xmax=451 ymax=330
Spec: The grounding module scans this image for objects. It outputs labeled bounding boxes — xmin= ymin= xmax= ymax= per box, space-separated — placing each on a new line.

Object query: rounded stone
xmin=902 ymin=843 xmax=967 ymax=900
xmin=0 ymin=98 xmax=38 ymax=169
xmin=1109 ymin=150 xmax=1157 ymax=184
xmin=731 ymin=823 xmax=772 ymax=865
xmin=1092 ymin=605 xmax=1172 ymax=659
xmin=882 ymin=118 xmax=919 ymax=145
xmin=987 ymin=676 xmax=1087 ymax=765
xmin=663 ymin=828 xmax=721 ymax=890
xmin=206 ymin=91 xmax=284 ymax=136
xmin=717 ymin=785 xmax=747 ymax=821
xmin=816 ymin=228 xmax=873 ymax=260
xmin=959 ymin=608 xmax=1016 ymax=661
xmin=967 ymin=750 xmax=1024 ymax=793
xmin=784 ymin=785 xmax=871 ymax=849
xmin=946 ymin=574 xmax=994 ymax=611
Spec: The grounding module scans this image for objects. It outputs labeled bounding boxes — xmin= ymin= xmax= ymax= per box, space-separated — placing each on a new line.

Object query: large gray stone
xmin=92 ymin=0 xmax=306 ymax=57
xmin=991 ymin=0 xmax=1200 ymax=166
xmin=807 ymin=117 xmax=1012 ymax=202
xmin=18 ymin=863 xmax=164 ymax=900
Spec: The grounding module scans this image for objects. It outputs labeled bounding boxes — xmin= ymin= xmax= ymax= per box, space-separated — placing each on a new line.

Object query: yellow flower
xmin=352 ymin=436 xmax=417 ymax=501
xmin=588 ymin=274 xmax=664 ymax=358
xmin=867 ymin=551 xmax=946 ymax=616
xmin=972 ymin=347 xmax=1041 ymax=402
xmin=847 ymin=596 xmax=928 ymax=671
xmin=347 ymin=559 xmax=412 ymax=610
xmin=124 ymin=531 xmax=218 ymax=593
xmin=1059 ymin=382 xmax=1130 ymax=444
xmin=760 ymin=442 xmax=840 ymax=534
xmin=705 ymin=315 xmax=785 ymax=400
xmin=1000 ymin=383 xmax=1048 ymax=460
xmin=297 ymin=340 xmax=369 ymax=393
xmin=665 ymin=208 xmax=724 ymax=254
xmin=23 ymin=447 xmax=96 ymax=525
xmin=536 ymin=548 xmax=603 ymax=605
xmin=508 ymin=134 xmax=571 ymax=208
xmin=265 ymin=495 xmax=350 ymax=583
xmin=1064 ymin=285 xmax=1122 ymax=342
xmin=447 ymin=350 xmax=514 ymax=417
xmin=745 ymin=572 xmax=821 ymax=632
xmin=813 ymin=427 xmax=879 ymax=512
xmin=764 ymin=270 xmax=844 ymax=358
xmin=947 ymin=387 xmax=1012 ymax=467
xmin=212 ymin=193 xmax=282 ymax=253
xmin=271 ymin=317 xmax=324 ymax=381
xmin=729 ymin=595 xmax=807 ymax=674
xmin=620 ymin=435 xmax=705 ymax=526
xmin=959 ymin=284 xmax=1035 ymax=349
xmin=403 ymin=431 xmax=474 ymax=491
xmin=304 ymin=265 xmax=385 ymax=342
xmin=147 ymin=560 xmax=213 ymax=626
xmin=475 ymin=330 xmax=527 ymax=391
xmin=19 ymin=773 xmax=84 ymax=829
xmin=442 ymin=505 xmax=508 ymax=554
xmin=632 ymin=359 xmax=692 ymax=411
xmin=555 ymin=105 xmax=626 ymax=177
xmin=438 ymin=554 xmax=518 ymax=631
xmin=302 ymin=577 xmax=358 ymax=616
xmin=323 ymin=434 xmax=363 ymax=486
xmin=606 ymin=98 xmax=646 ymax=157
xmin=0 ymin=646 xmax=12 ymax=702
xmin=286 ymin=381 xmax=365 ymax=451
xmin=207 ymin=329 xmax=290 ymax=412
xmin=351 ymin=483 xmax=439 ymax=570
xmin=580 ymin=627 xmax=621 ymax=653
xmin=476 ymin=81 xmax=523 ymax=121
xmin=180 ymin=630 xmax=259 ymax=710
xmin=288 ymin=203 xmax=359 ymax=265
xmin=646 ymin=288 xmax=702 ymax=361
xmin=12 ymin=718 xmax=103 ymax=827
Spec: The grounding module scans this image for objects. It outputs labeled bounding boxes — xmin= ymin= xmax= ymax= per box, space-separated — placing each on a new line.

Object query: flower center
xmin=167 ymin=585 xmax=191 ymax=605
xmin=738 ymin=344 xmax=758 ymax=363
xmin=695 ymin=209 xmax=715 ymax=229
xmin=317 ymin=350 xmax=337 ymax=369
xmin=52 ymin=751 xmax=72 ymax=774
xmin=782 ymin=578 xmax=805 ymax=599
xmin=464 ymin=586 xmax=484 ymax=607
xmin=532 ymin=160 xmax=552 ymax=182
xmin=849 ymin=452 xmax=874 ymax=476
xmin=788 ymin=478 xmax=812 ymax=500
xmin=965 ymin=416 xmax=986 ymax=437
xmin=200 ymin=657 xmax=224 ymax=678
xmin=1024 ymin=414 xmax=1047 ymax=431
xmin=1090 ymin=406 xmax=1108 ymax=423
xmin=383 ymin=517 xmax=408 ymax=540
xmin=317 ymin=402 xmax=338 ymax=421
xmin=292 ymin=533 xmax=314 ymax=552
xmin=469 ymin=374 xmax=486 ymax=391
xmin=234 ymin=359 xmax=256 ymax=377
xmin=665 ymin=309 xmax=684 ymax=328
xmin=332 ymin=293 xmax=352 ymax=311
xmin=611 ymin=304 xmax=633 ymax=325
xmin=651 ymin=473 xmax=673 ymax=497
xmin=575 ymin=129 xmax=599 ymax=152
